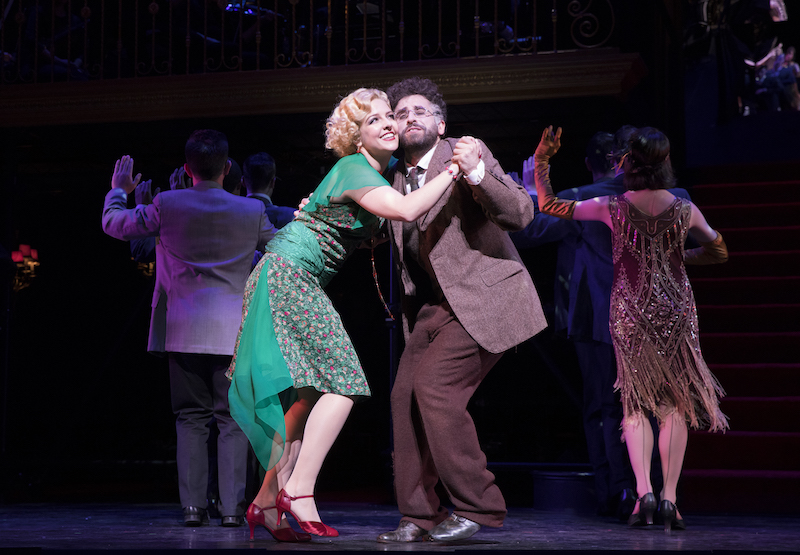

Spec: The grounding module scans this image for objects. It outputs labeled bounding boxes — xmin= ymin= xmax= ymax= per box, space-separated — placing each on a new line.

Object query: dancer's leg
xmin=658 ymin=406 xmax=688 ymax=518
xmin=281 ymin=391 xmax=354 ymax=522
xmin=623 ymin=412 xmax=654 ymax=513
xmin=252 ymin=391 xmax=317 ymax=527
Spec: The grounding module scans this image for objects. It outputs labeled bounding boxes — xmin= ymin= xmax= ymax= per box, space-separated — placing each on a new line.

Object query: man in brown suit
xmin=377 ymin=77 xmax=547 ymax=543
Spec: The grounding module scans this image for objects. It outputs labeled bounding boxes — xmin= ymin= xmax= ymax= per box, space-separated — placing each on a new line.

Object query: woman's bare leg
xmin=280 ymin=392 xmax=354 ymax=522
xmin=658 ymin=407 xmax=688 ymax=518
xmin=623 ymin=412 xmax=654 ymax=513
xmin=252 ymin=391 xmax=318 ymax=527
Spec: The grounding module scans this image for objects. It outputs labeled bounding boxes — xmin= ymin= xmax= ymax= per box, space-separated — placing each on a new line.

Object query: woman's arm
xmin=342 ymin=163 xmax=460 ymax=222
xmin=533 ymin=127 xmax=612 ymax=228
xmin=685 ymin=202 xmax=728 ymax=264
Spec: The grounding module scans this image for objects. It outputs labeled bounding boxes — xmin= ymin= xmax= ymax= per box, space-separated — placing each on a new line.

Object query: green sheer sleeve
xmin=302 ymin=153 xmax=390 ymax=230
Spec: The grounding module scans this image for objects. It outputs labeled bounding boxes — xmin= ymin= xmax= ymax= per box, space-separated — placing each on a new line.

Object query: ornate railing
xmin=0 ymin=0 xmax=616 ymax=84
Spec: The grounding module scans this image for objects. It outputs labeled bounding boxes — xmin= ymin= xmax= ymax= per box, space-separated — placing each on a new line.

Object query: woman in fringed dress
xmin=530 ymin=126 xmax=729 ymax=532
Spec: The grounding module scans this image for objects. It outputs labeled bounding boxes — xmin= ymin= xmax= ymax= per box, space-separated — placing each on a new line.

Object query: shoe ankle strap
xmin=283 ymin=492 xmax=314 ymax=501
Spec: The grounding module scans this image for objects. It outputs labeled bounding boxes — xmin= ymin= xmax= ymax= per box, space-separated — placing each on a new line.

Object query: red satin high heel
xmin=245 ymin=503 xmax=312 ymax=542
xmin=276 ymin=489 xmax=339 ymax=537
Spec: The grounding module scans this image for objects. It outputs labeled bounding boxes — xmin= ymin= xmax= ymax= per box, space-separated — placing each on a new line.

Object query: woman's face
xmin=358 ymin=99 xmax=399 ymax=157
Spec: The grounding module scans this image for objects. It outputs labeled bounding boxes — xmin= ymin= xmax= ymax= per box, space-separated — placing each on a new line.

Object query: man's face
xmin=394 ymin=94 xmax=444 ymax=152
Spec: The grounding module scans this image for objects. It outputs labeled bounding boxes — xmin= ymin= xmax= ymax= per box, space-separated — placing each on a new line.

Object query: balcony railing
xmin=1 ymin=0 xmax=616 ymax=85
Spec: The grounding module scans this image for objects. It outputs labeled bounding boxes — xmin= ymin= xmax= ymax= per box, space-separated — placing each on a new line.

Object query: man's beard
xmin=399 ymin=122 xmax=439 ymax=157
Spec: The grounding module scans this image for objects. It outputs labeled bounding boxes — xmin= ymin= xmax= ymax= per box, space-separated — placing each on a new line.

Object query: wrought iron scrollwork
xmin=567 ymin=0 xmax=614 ymax=49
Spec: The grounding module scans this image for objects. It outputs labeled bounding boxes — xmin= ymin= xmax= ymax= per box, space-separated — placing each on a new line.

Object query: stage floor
xmin=1 ymin=503 xmax=798 ymax=553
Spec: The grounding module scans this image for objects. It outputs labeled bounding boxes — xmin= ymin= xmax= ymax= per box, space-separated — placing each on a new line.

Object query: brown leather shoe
xmin=425 ymin=514 xmax=481 ymax=542
xmin=376 ymin=520 xmax=428 ymax=543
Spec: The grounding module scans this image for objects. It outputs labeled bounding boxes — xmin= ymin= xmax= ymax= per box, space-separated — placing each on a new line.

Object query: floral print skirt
xmin=227 ymin=252 xmax=370 ymax=470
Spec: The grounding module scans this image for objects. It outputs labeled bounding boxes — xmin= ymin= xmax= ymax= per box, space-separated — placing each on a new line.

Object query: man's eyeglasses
xmin=395 ymin=106 xmax=440 ymax=122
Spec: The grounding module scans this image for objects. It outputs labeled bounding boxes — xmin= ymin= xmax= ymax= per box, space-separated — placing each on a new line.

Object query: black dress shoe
xmin=658 ymin=500 xmax=686 ymax=532
xmin=183 ymin=506 xmax=209 ymax=526
xmin=376 ymin=520 xmax=428 ymax=543
xmin=425 ymin=514 xmax=481 ymax=542
xmin=615 ymin=488 xmax=637 ymax=522
xmin=627 ymin=493 xmax=657 ymax=527
xmin=221 ymin=515 xmax=245 ymax=527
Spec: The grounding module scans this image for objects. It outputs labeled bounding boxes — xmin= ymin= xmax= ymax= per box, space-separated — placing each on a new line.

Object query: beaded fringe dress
xmin=609 ymin=195 xmax=728 ymax=432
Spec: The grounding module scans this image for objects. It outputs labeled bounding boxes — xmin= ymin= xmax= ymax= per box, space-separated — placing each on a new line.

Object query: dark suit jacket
xmin=247 ymin=193 xmax=296 ymax=229
xmin=510 ymin=174 xmax=691 ymax=344
xmin=388 ymin=138 xmax=547 ymax=354
xmin=103 ymin=182 xmax=276 ymax=355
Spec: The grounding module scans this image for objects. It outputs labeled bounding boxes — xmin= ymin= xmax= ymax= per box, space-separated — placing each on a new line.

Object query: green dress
xmin=227 ymin=154 xmax=389 ymax=470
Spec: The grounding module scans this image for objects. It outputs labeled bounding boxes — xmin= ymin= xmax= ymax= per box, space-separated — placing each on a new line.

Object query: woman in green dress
xmin=227 ymin=88 xmax=468 ymax=542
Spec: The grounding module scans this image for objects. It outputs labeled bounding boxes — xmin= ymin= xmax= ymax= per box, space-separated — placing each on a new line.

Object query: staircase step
xmin=701 ymin=332 xmax=800 ymax=364
xmin=698 ymin=304 xmax=800 ymax=333
xmin=716 ymin=225 xmax=800 ymax=252
xmin=688 ymin=251 xmax=800 ymax=278
xmin=680 ymin=469 xmax=800 ymax=513
xmin=689 ymin=181 xmax=800 ymax=206
xmin=693 ymin=277 xmax=800 ymax=305
xmin=698 ymin=202 xmax=800 ymax=229
xmin=684 ymin=431 xmax=800 ymax=471
xmin=718 ymin=397 xmax=800 ymax=432
xmin=711 ymin=363 xmax=800 ymax=397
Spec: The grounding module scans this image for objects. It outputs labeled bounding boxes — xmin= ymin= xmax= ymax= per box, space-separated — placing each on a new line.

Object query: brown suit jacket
xmin=388 ymin=138 xmax=547 ymax=354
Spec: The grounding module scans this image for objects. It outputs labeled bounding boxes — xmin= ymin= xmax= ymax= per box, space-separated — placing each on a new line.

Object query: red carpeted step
xmin=697 ymin=304 xmax=800 ymax=333
xmin=689 ymin=181 xmax=800 ymax=206
xmin=715 ymin=225 xmax=800 ymax=252
xmin=680 ymin=469 xmax=800 ymax=513
xmin=687 ymin=251 xmax=800 ymax=278
xmin=692 ymin=277 xmax=800 ymax=305
xmin=718 ymin=397 xmax=800 ymax=432
xmin=700 ymin=332 xmax=800 ymax=364
xmin=710 ymin=363 xmax=800 ymax=397
xmin=678 ymin=176 xmax=800 ymax=517
xmin=684 ymin=431 xmax=800 ymax=471
xmin=697 ymin=202 xmax=800 ymax=229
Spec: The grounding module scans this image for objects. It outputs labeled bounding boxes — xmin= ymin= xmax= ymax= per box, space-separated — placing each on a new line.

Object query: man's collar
xmin=405 ymin=144 xmax=438 ymax=175
xmin=247 ymin=192 xmax=273 ymax=205
xmin=194 ymin=180 xmax=224 ymax=189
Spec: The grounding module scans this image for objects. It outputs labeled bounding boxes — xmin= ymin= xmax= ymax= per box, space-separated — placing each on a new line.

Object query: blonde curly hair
xmin=325 ymin=88 xmax=390 ymax=158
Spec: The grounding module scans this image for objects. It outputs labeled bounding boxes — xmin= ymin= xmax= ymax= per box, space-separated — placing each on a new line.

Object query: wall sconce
xmin=11 ymin=244 xmax=40 ymax=292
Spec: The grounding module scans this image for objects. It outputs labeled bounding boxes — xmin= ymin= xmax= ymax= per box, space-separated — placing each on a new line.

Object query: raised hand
xmin=134 ymin=179 xmax=159 ymax=205
xmin=521 ymin=155 xmax=537 ymax=196
xmin=169 ymin=166 xmax=190 ymax=190
xmin=534 ymin=126 xmax=562 ymax=160
xmin=111 ymin=155 xmax=142 ymax=193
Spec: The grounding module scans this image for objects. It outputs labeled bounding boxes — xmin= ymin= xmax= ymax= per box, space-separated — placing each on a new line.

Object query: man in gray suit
xmin=102 ymin=130 xmax=276 ymax=527
xmin=378 ymin=77 xmax=547 ymax=543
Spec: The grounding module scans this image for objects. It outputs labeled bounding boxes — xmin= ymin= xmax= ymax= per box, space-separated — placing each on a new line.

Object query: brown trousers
xmin=391 ymin=303 xmax=506 ymax=529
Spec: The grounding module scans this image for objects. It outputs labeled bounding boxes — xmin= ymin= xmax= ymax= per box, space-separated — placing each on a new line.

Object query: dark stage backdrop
xmin=3 ymin=95 xmax=641 ymax=504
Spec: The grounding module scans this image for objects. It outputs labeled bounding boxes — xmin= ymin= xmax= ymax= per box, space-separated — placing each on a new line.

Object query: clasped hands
xmin=451 ymin=135 xmax=482 ymax=176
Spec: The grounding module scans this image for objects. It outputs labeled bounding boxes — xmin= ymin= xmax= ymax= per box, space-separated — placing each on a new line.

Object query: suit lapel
xmin=390 ymin=168 xmax=407 ymax=271
xmin=419 ymin=140 xmax=455 ymax=231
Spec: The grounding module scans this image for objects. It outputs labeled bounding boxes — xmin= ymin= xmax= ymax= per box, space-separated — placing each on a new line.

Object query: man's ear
xmin=183 ymin=163 xmax=194 ymax=179
xmin=437 ymin=119 xmax=446 ymax=137
xmin=223 ymin=159 xmax=232 ymax=176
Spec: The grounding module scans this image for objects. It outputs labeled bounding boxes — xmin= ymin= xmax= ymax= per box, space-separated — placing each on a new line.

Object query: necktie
xmin=407 ymin=166 xmax=425 ymax=192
